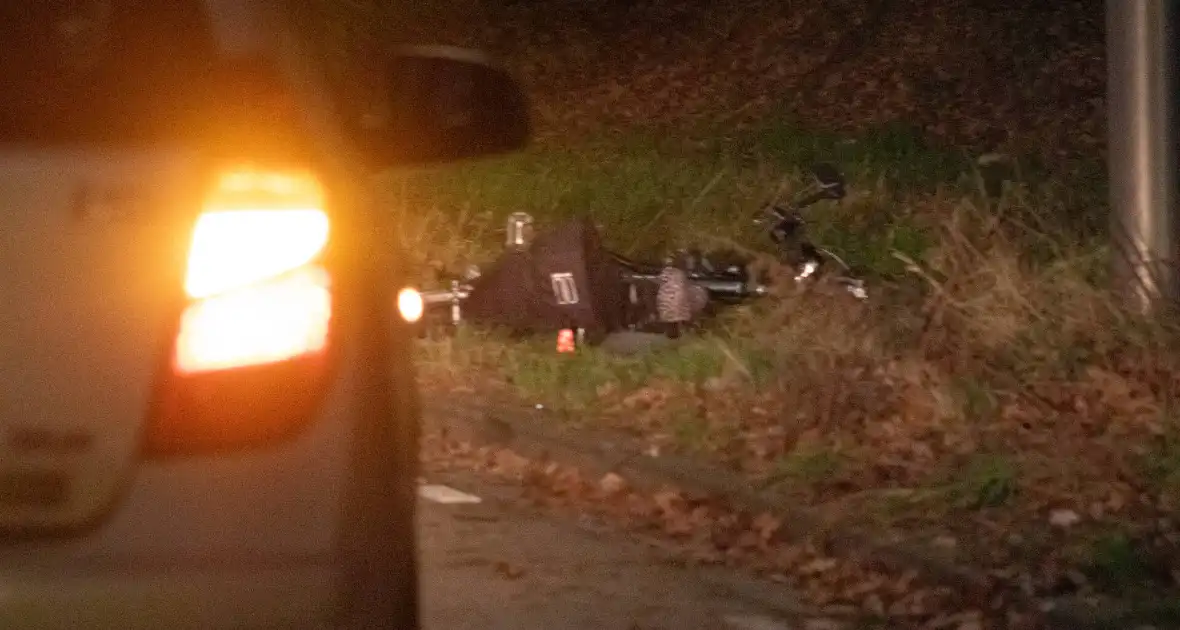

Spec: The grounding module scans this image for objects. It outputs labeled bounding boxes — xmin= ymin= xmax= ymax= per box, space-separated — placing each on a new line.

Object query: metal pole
xmin=1108 ymin=0 xmax=1180 ymax=313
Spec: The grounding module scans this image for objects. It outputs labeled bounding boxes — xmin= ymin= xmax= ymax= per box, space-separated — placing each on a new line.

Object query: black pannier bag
xmin=462 ymin=218 xmax=632 ymax=340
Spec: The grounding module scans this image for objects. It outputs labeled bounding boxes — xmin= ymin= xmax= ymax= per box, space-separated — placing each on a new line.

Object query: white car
xmin=0 ymin=1 xmax=528 ymax=629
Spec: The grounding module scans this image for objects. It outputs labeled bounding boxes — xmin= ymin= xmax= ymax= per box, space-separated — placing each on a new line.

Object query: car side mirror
xmin=357 ymin=46 xmax=531 ymax=168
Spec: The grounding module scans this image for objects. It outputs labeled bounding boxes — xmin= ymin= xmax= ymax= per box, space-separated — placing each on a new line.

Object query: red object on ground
xmin=557 ymin=328 xmax=576 ymax=353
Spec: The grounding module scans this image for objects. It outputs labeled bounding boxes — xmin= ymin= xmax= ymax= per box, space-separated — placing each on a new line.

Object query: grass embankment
xmin=395 ymin=123 xmax=1180 ymax=611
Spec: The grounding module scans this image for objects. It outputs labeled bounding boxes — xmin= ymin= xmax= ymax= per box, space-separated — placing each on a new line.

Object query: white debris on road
xmin=1049 ymin=508 xmax=1081 ymax=528
xmin=419 ymin=483 xmax=483 ymax=505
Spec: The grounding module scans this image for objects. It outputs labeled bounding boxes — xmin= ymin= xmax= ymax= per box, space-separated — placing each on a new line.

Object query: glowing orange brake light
xmin=174 ymin=167 xmax=333 ymax=375
xmin=174 ymin=266 xmax=331 ymax=374
xmin=184 ymin=169 xmax=330 ymax=299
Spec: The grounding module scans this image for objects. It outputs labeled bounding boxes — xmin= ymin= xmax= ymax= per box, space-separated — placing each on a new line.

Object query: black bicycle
xmin=412 ymin=162 xmax=865 ymax=337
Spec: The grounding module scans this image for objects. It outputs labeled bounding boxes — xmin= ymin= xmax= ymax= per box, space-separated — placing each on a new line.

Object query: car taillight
xmin=173 ymin=266 xmax=331 ymax=374
xmin=146 ymin=167 xmax=336 ymax=457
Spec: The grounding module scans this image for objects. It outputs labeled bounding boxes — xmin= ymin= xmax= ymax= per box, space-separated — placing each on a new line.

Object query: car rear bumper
xmin=0 ymin=563 xmax=338 ymax=630
xmin=0 ymin=349 xmax=365 ymax=630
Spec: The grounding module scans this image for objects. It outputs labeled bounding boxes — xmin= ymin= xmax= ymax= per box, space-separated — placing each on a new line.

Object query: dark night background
xmin=315 ymin=2 xmax=1180 ymax=624
xmin=311 ymin=0 xmax=1106 ymax=158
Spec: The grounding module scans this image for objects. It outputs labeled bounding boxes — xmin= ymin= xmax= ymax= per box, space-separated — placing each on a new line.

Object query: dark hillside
xmin=458 ymin=0 xmax=1105 ymax=157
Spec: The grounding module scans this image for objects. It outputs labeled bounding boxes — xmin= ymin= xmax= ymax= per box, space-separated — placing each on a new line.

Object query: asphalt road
xmin=418 ymin=468 xmax=808 ymax=630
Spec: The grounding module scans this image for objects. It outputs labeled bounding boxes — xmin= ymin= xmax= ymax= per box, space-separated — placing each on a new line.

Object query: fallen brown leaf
xmin=493 ymin=560 xmax=527 ymax=580
xmin=599 ymin=472 xmax=628 ymax=496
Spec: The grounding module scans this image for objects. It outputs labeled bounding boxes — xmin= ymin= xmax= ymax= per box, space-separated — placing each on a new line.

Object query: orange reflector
xmin=557 ymin=328 xmax=576 ymax=353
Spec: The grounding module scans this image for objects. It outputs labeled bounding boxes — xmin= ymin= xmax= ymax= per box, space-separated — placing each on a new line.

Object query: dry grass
xmin=399 ymin=133 xmax=1180 ymax=605
xmin=306 ymin=0 xmax=1176 ymax=616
